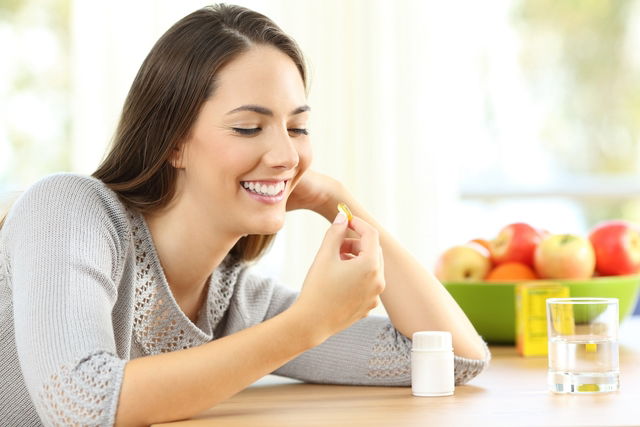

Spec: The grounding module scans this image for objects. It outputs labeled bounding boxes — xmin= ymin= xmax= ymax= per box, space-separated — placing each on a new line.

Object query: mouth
xmin=240 ymin=179 xmax=289 ymax=203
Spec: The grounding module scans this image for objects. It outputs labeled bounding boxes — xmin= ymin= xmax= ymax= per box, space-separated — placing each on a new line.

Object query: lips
xmin=240 ymin=181 xmax=286 ymax=205
xmin=241 ymin=180 xmax=287 ymax=197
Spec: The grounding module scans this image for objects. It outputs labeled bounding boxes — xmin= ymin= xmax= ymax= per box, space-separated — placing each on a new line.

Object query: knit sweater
xmin=0 ymin=173 xmax=489 ymax=426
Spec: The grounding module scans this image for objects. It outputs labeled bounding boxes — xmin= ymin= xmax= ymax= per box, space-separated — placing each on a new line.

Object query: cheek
xmin=185 ymin=140 xmax=258 ymax=194
xmin=208 ymin=140 xmax=258 ymax=171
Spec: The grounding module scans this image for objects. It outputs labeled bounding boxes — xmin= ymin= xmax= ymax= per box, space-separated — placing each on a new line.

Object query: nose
xmin=263 ymin=128 xmax=299 ymax=170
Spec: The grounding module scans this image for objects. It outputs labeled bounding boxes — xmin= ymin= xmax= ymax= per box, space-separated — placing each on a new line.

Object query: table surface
xmin=155 ymin=317 xmax=640 ymax=427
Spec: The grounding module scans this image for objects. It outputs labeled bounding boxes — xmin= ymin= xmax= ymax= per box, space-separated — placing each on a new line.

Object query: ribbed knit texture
xmin=0 ymin=173 xmax=490 ymax=426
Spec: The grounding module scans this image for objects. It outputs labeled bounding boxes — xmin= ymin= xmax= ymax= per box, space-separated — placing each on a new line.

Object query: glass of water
xmin=546 ymin=297 xmax=619 ymax=393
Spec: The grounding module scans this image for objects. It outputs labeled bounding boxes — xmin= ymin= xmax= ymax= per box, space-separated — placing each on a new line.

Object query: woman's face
xmin=175 ymin=45 xmax=311 ymax=237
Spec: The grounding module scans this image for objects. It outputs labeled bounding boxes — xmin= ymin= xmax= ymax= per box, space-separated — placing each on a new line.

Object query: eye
xmin=288 ymin=128 xmax=309 ymax=136
xmin=232 ymin=127 xmax=261 ymax=136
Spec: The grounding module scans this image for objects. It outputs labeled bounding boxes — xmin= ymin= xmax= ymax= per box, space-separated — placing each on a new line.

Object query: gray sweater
xmin=0 ymin=173 xmax=489 ymax=426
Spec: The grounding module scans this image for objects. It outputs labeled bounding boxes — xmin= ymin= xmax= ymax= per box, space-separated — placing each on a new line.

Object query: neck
xmin=144 ymin=198 xmax=241 ymax=304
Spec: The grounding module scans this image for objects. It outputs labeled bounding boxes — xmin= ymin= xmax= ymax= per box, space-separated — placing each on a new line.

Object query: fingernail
xmin=334 ymin=211 xmax=347 ymax=224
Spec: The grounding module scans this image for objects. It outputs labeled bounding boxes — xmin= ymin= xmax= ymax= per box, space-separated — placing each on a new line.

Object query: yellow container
xmin=516 ymin=281 xmax=570 ymax=357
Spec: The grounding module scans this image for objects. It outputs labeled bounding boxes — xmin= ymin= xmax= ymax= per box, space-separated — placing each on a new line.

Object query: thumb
xmin=317 ymin=211 xmax=349 ymax=259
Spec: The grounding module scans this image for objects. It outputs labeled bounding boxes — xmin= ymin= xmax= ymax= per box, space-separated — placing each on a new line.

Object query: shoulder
xmin=13 ymin=172 xmax=124 ymax=215
xmin=20 ymin=172 xmax=117 ymax=203
xmin=4 ymin=173 xmax=132 ymax=245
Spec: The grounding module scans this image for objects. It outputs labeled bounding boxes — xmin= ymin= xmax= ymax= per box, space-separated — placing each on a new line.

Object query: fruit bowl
xmin=442 ymin=275 xmax=640 ymax=344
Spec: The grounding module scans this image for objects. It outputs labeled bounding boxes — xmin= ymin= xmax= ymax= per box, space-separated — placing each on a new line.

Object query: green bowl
xmin=442 ymin=275 xmax=640 ymax=344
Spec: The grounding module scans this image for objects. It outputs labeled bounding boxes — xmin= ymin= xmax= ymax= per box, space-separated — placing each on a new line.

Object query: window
xmin=0 ymin=0 xmax=71 ymax=201
xmin=452 ymin=0 xmax=640 ymax=245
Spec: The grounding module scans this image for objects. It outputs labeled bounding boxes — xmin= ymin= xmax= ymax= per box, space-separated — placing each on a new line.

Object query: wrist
xmin=316 ymin=181 xmax=351 ymax=222
xmin=284 ymin=301 xmax=330 ymax=349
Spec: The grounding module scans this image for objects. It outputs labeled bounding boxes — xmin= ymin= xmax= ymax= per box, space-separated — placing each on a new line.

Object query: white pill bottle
xmin=411 ymin=331 xmax=455 ymax=396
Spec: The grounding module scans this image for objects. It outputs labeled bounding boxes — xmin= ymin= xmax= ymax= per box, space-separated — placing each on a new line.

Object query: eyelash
xmin=232 ymin=127 xmax=309 ymax=136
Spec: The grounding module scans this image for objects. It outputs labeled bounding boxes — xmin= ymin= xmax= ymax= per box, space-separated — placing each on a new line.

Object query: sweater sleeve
xmin=3 ymin=174 xmax=128 ymax=426
xmin=224 ymin=270 xmax=490 ymax=386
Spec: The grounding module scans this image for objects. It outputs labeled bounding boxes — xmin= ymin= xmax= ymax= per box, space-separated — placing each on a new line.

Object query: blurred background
xmin=2 ymin=0 xmax=640 ymax=313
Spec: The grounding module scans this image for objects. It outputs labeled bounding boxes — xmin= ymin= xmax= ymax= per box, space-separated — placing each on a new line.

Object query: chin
xmin=252 ymin=217 xmax=285 ymax=235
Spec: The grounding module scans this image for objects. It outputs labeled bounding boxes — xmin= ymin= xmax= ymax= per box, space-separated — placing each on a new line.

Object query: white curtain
xmin=70 ymin=0 xmax=472 ymax=313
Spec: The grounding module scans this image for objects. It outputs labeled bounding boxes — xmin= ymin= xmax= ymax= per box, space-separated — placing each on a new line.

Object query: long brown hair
xmin=92 ymin=4 xmax=307 ymax=261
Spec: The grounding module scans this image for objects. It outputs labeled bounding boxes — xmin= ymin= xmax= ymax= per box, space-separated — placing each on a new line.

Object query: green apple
xmin=435 ymin=244 xmax=491 ymax=282
xmin=534 ymin=234 xmax=595 ymax=279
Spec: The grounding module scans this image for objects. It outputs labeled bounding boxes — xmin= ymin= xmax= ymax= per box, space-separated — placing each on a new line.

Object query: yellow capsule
xmin=577 ymin=383 xmax=600 ymax=392
xmin=585 ymin=343 xmax=598 ymax=353
xmin=337 ymin=202 xmax=353 ymax=223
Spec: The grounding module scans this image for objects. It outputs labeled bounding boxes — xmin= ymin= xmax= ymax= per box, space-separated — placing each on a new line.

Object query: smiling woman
xmin=0 ymin=4 xmax=489 ymax=426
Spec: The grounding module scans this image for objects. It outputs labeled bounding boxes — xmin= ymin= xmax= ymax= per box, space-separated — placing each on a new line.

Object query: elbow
xmin=453 ymin=335 xmax=491 ymax=361
xmin=453 ymin=341 xmax=491 ymax=386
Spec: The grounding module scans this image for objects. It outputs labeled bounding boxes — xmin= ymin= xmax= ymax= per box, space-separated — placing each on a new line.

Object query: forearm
xmin=375 ymin=220 xmax=486 ymax=360
xmin=317 ymin=189 xmax=486 ymax=360
xmin=115 ymin=304 xmax=319 ymax=426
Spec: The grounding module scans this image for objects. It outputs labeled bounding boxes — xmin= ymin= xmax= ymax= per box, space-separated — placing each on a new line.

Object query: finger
xmin=347 ymin=216 xmax=380 ymax=261
xmin=340 ymin=252 xmax=357 ymax=261
xmin=339 ymin=238 xmax=362 ymax=256
xmin=318 ymin=211 xmax=350 ymax=260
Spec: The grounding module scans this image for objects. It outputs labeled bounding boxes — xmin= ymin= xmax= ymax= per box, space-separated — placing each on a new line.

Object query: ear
xmin=169 ymin=144 xmax=186 ymax=169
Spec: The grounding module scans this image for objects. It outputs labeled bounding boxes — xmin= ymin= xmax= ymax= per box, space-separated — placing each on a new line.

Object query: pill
xmin=585 ymin=343 xmax=598 ymax=353
xmin=337 ymin=202 xmax=353 ymax=223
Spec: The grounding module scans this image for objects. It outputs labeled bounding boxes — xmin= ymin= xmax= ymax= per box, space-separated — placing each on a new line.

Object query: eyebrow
xmin=225 ymin=104 xmax=311 ymax=116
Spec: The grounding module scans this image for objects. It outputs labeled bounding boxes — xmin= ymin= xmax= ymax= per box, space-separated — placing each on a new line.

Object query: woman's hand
xmin=286 ymin=170 xmax=345 ymax=218
xmin=291 ymin=213 xmax=385 ymax=343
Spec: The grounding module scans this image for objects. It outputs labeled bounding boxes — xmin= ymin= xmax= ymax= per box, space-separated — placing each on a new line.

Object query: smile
xmin=240 ymin=180 xmax=288 ymax=204
xmin=241 ymin=180 xmax=286 ymax=196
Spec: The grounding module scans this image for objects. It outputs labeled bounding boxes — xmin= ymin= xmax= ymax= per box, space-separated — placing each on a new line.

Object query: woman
xmin=0 ymin=4 xmax=489 ymax=426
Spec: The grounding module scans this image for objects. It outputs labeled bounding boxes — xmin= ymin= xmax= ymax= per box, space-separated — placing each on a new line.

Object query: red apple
xmin=490 ymin=222 xmax=542 ymax=267
xmin=435 ymin=244 xmax=491 ymax=282
xmin=589 ymin=220 xmax=640 ymax=276
xmin=534 ymin=234 xmax=595 ymax=279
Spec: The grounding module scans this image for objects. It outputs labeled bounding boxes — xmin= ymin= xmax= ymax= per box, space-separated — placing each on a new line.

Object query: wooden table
xmin=156 ymin=317 xmax=640 ymax=427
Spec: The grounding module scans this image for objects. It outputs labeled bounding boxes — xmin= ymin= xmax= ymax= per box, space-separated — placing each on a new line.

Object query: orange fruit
xmin=470 ymin=238 xmax=491 ymax=253
xmin=485 ymin=261 xmax=539 ymax=282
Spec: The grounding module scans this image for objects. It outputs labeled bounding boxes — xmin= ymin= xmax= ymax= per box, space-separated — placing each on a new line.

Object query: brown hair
xmin=91 ymin=4 xmax=307 ymax=261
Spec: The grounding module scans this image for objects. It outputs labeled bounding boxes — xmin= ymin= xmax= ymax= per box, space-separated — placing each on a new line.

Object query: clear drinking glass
xmin=546 ymin=298 xmax=619 ymax=393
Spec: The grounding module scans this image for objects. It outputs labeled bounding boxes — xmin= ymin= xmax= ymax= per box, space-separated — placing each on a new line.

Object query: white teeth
xmin=242 ymin=181 xmax=285 ymax=196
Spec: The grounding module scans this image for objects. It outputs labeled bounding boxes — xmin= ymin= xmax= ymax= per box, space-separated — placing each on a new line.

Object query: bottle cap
xmin=412 ymin=331 xmax=452 ymax=351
